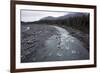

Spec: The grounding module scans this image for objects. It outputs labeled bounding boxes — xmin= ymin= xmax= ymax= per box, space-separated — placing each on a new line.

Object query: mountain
xmin=39 ymin=16 xmax=56 ymax=21
xmin=39 ymin=13 xmax=87 ymax=21
xmin=57 ymin=13 xmax=88 ymax=20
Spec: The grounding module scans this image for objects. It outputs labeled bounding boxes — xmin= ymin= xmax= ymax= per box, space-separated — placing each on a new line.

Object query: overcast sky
xmin=21 ymin=10 xmax=69 ymax=22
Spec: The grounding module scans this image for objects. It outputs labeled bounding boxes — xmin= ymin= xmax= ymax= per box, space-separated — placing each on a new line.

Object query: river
xmin=44 ymin=25 xmax=89 ymax=61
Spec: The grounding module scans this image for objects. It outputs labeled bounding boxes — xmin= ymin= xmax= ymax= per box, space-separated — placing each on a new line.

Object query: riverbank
xmin=21 ymin=24 xmax=59 ymax=62
xmin=57 ymin=25 xmax=89 ymax=51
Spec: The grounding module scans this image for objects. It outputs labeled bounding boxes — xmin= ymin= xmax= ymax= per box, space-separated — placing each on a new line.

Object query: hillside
xmin=21 ymin=13 xmax=89 ymax=33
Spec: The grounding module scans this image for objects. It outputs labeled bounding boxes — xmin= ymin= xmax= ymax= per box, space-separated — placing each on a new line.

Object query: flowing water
xmin=45 ymin=25 xmax=89 ymax=61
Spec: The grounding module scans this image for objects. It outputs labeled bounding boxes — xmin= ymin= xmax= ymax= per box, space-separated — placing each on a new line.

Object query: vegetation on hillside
xmin=21 ymin=13 xmax=89 ymax=34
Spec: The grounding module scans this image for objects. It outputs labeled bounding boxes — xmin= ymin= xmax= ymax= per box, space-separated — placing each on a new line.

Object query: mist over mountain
xmin=37 ymin=13 xmax=88 ymax=21
xmin=21 ymin=13 xmax=88 ymax=23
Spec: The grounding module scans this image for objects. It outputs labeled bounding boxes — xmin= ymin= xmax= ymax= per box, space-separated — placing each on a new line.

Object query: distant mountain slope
xmin=38 ymin=13 xmax=88 ymax=21
xmin=40 ymin=16 xmax=57 ymax=20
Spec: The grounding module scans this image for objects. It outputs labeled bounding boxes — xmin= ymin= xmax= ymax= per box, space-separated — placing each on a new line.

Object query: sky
xmin=21 ymin=10 xmax=69 ymax=22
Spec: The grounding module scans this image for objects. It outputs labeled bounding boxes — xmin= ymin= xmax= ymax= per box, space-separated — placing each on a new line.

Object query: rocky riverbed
xmin=21 ymin=24 xmax=89 ymax=63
